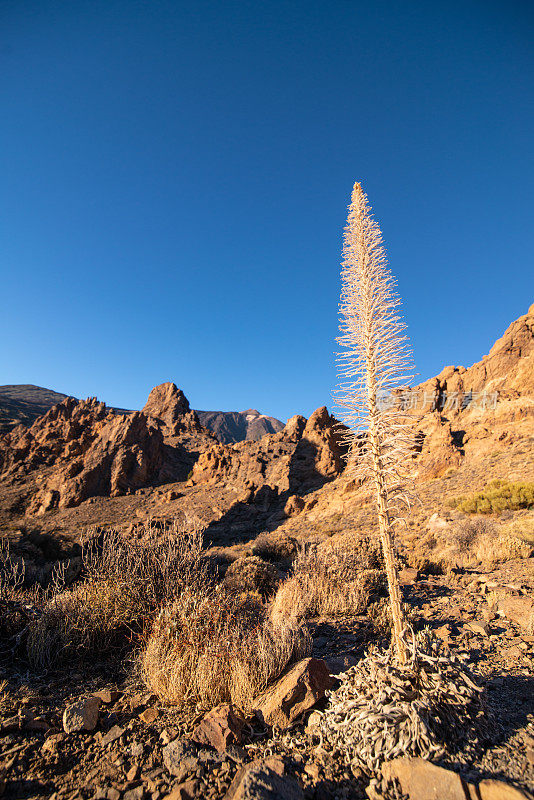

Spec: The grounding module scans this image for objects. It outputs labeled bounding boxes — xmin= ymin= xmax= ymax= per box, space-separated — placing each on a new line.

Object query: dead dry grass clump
xmin=270 ymin=537 xmax=385 ymax=623
xmin=27 ymin=579 xmax=141 ymax=668
xmin=223 ymin=555 xmax=280 ymax=597
xmin=501 ymin=512 xmax=534 ymax=545
xmin=26 ymin=521 xmax=209 ymax=668
xmin=141 ymin=584 xmax=311 ymax=710
xmin=251 ymin=532 xmax=298 ymax=563
xmin=416 ymin=517 xmax=533 ymax=572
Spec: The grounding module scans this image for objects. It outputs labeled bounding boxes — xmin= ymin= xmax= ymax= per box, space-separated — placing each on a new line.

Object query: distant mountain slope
xmin=196 ymin=408 xmax=284 ymax=443
xmin=0 ymin=384 xmax=71 ymax=434
xmin=0 ymin=384 xmax=284 ymax=442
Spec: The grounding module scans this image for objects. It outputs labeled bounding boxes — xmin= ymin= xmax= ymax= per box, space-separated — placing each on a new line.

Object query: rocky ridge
xmin=0 ymin=385 xmax=284 ymax=443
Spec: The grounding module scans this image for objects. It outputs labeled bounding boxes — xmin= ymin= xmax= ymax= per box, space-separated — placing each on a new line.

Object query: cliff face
xmin=406 ymin=303 xmax=534 ymax=480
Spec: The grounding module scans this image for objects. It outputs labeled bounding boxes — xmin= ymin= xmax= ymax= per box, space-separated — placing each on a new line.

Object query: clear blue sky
xmin=1 ymin=0 xmax=533 ymax=421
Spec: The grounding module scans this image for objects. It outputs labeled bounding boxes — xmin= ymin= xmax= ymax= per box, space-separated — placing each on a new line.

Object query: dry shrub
xmin=81 ymin=520 xmax=206 ymax=610
xmin=501 ymin=513 xmax=534 ymax=545
xmin=413 ymin=517 xmax=532 ymax=573
xmin=251 ymin=532 xmax=298 ymax=562
xmin=0 ymin=540 xmax=49 ymax=656
xmin=27 ymin=520 xmax=208 ymax=668
xmin=223 ymin=555 xmax=280 ymax=597
xmin=449 ymin=479 xmax=534 ymax=515
xmin=27 ymin=580 xmax=141 ymax=668
xmin=141 ymin=585 xmax=311 ymax=710
xmin=270 ymin=537 xmax=384 ymax=623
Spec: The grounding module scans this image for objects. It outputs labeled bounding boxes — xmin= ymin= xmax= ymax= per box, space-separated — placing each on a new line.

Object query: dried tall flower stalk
xmin=336 ymin=182 xmax=416 ymax=663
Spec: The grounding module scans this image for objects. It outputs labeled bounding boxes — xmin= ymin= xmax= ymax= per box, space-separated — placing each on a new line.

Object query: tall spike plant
xmin=336 ymin=182 xmax=416 ymax=664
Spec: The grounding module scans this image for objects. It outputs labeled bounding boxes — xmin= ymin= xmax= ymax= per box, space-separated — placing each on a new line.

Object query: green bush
xmin=448 ymin=480 xmax=534 ymax=515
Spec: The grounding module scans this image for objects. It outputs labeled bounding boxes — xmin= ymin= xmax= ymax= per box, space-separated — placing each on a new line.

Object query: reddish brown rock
xmin=478 ymin=779 xmax=533 ymax=800
xmin=62 ymin=696 xmax=100 ymax=733
xmin=498 ymin=596 xmax=534 ymax=634
xmin=382 ymin=757 xmax=467 ymax=800
xmin=399 ymin=567 xmax=419 ymax=585
xmin=252 ymin=658 xmax=335 ymax=729
xmin=225 ymin=762 xmax=303 ymax=800
xmin=142 ymin=382 xmax=200 ymax=437
xmin=192 ymin=704 xmax=245 ymax=752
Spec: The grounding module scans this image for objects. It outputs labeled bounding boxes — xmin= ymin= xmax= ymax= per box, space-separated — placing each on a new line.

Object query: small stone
xmin=162 ymin=780 xmax=200 ymax=800
xmin=123 ymin=787 xmax=144 ymax=800
xmin=129 ymin=742 xmax=144 ymax=758
xmin=159 ymin=729 xmax=173 ymax=745
xmin=192 ymin=704 xmax=244 ymax=752
xmin=434 ymin=624 xmax=452 ymax=643
xmin=63 ymin=696 xmax=100 ymax=733
xmin=101 ymin=725 xmax=125 ymax=746
xmin=399 ymin=567 xmax=419 ymax=585
xmin=224 ymin=763 xmax=303 ymax=800
xmin=163 ymin=739 xmax=212 ymax=782
xmin=139 ymin=708 xmax=159 ymax=725
xmin=466 ymin=620 xmax=489 ymax=637
xmin=107 ymin=789 xmax=121 ymax=800
xmin=94 ymin=690 xmax=122 ymax=705
xmin=42 ymin=732 xmax=66 ymax=753
xmin=126 ymin=766 xmax=139 ymax=782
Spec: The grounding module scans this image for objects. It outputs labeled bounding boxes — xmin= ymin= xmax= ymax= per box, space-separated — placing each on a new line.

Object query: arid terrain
xmin=0 ymin=305 xmax=533 ymax=800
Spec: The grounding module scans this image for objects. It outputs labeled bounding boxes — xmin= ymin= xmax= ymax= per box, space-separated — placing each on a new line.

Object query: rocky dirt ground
xmin=1 ymin=557 xmax=533 ymax=800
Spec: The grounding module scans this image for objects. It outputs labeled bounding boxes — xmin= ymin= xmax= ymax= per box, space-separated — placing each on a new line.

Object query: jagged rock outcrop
xmin=142 ymin=382 xmax=201 ymax=436
xmin=191 ymin=406 xmax=347 ymax=499
xmin=408 ymin=304 xmax=534 ymax=479
xmin=141 ymin=382 xmax=218 ymax=481
xmin=0 ymin=397 xmax=167 ymax=512
xmin=0 ymin=384 xmax=217 ymax=513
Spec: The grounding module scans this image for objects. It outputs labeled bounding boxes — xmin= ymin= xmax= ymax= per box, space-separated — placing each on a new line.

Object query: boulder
xmin=62 ymin=696 xmax=100 ymax=733
xmin=192 ymin=704 xmax=245 ymax=752
xmin=498 ymin=596 xmax=534 ymax=634
xmin=163 ymin=738 xmax=219 ymax=782
xmin=225 ymin=762 xmax=303 ymax=800
xmin=478 ymin=779 xmax=533 ymax=800
xmin=382 ymin=758 xmax=466 ymax=800
xmin=252 ymin=658 xmax=335 ymax=729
